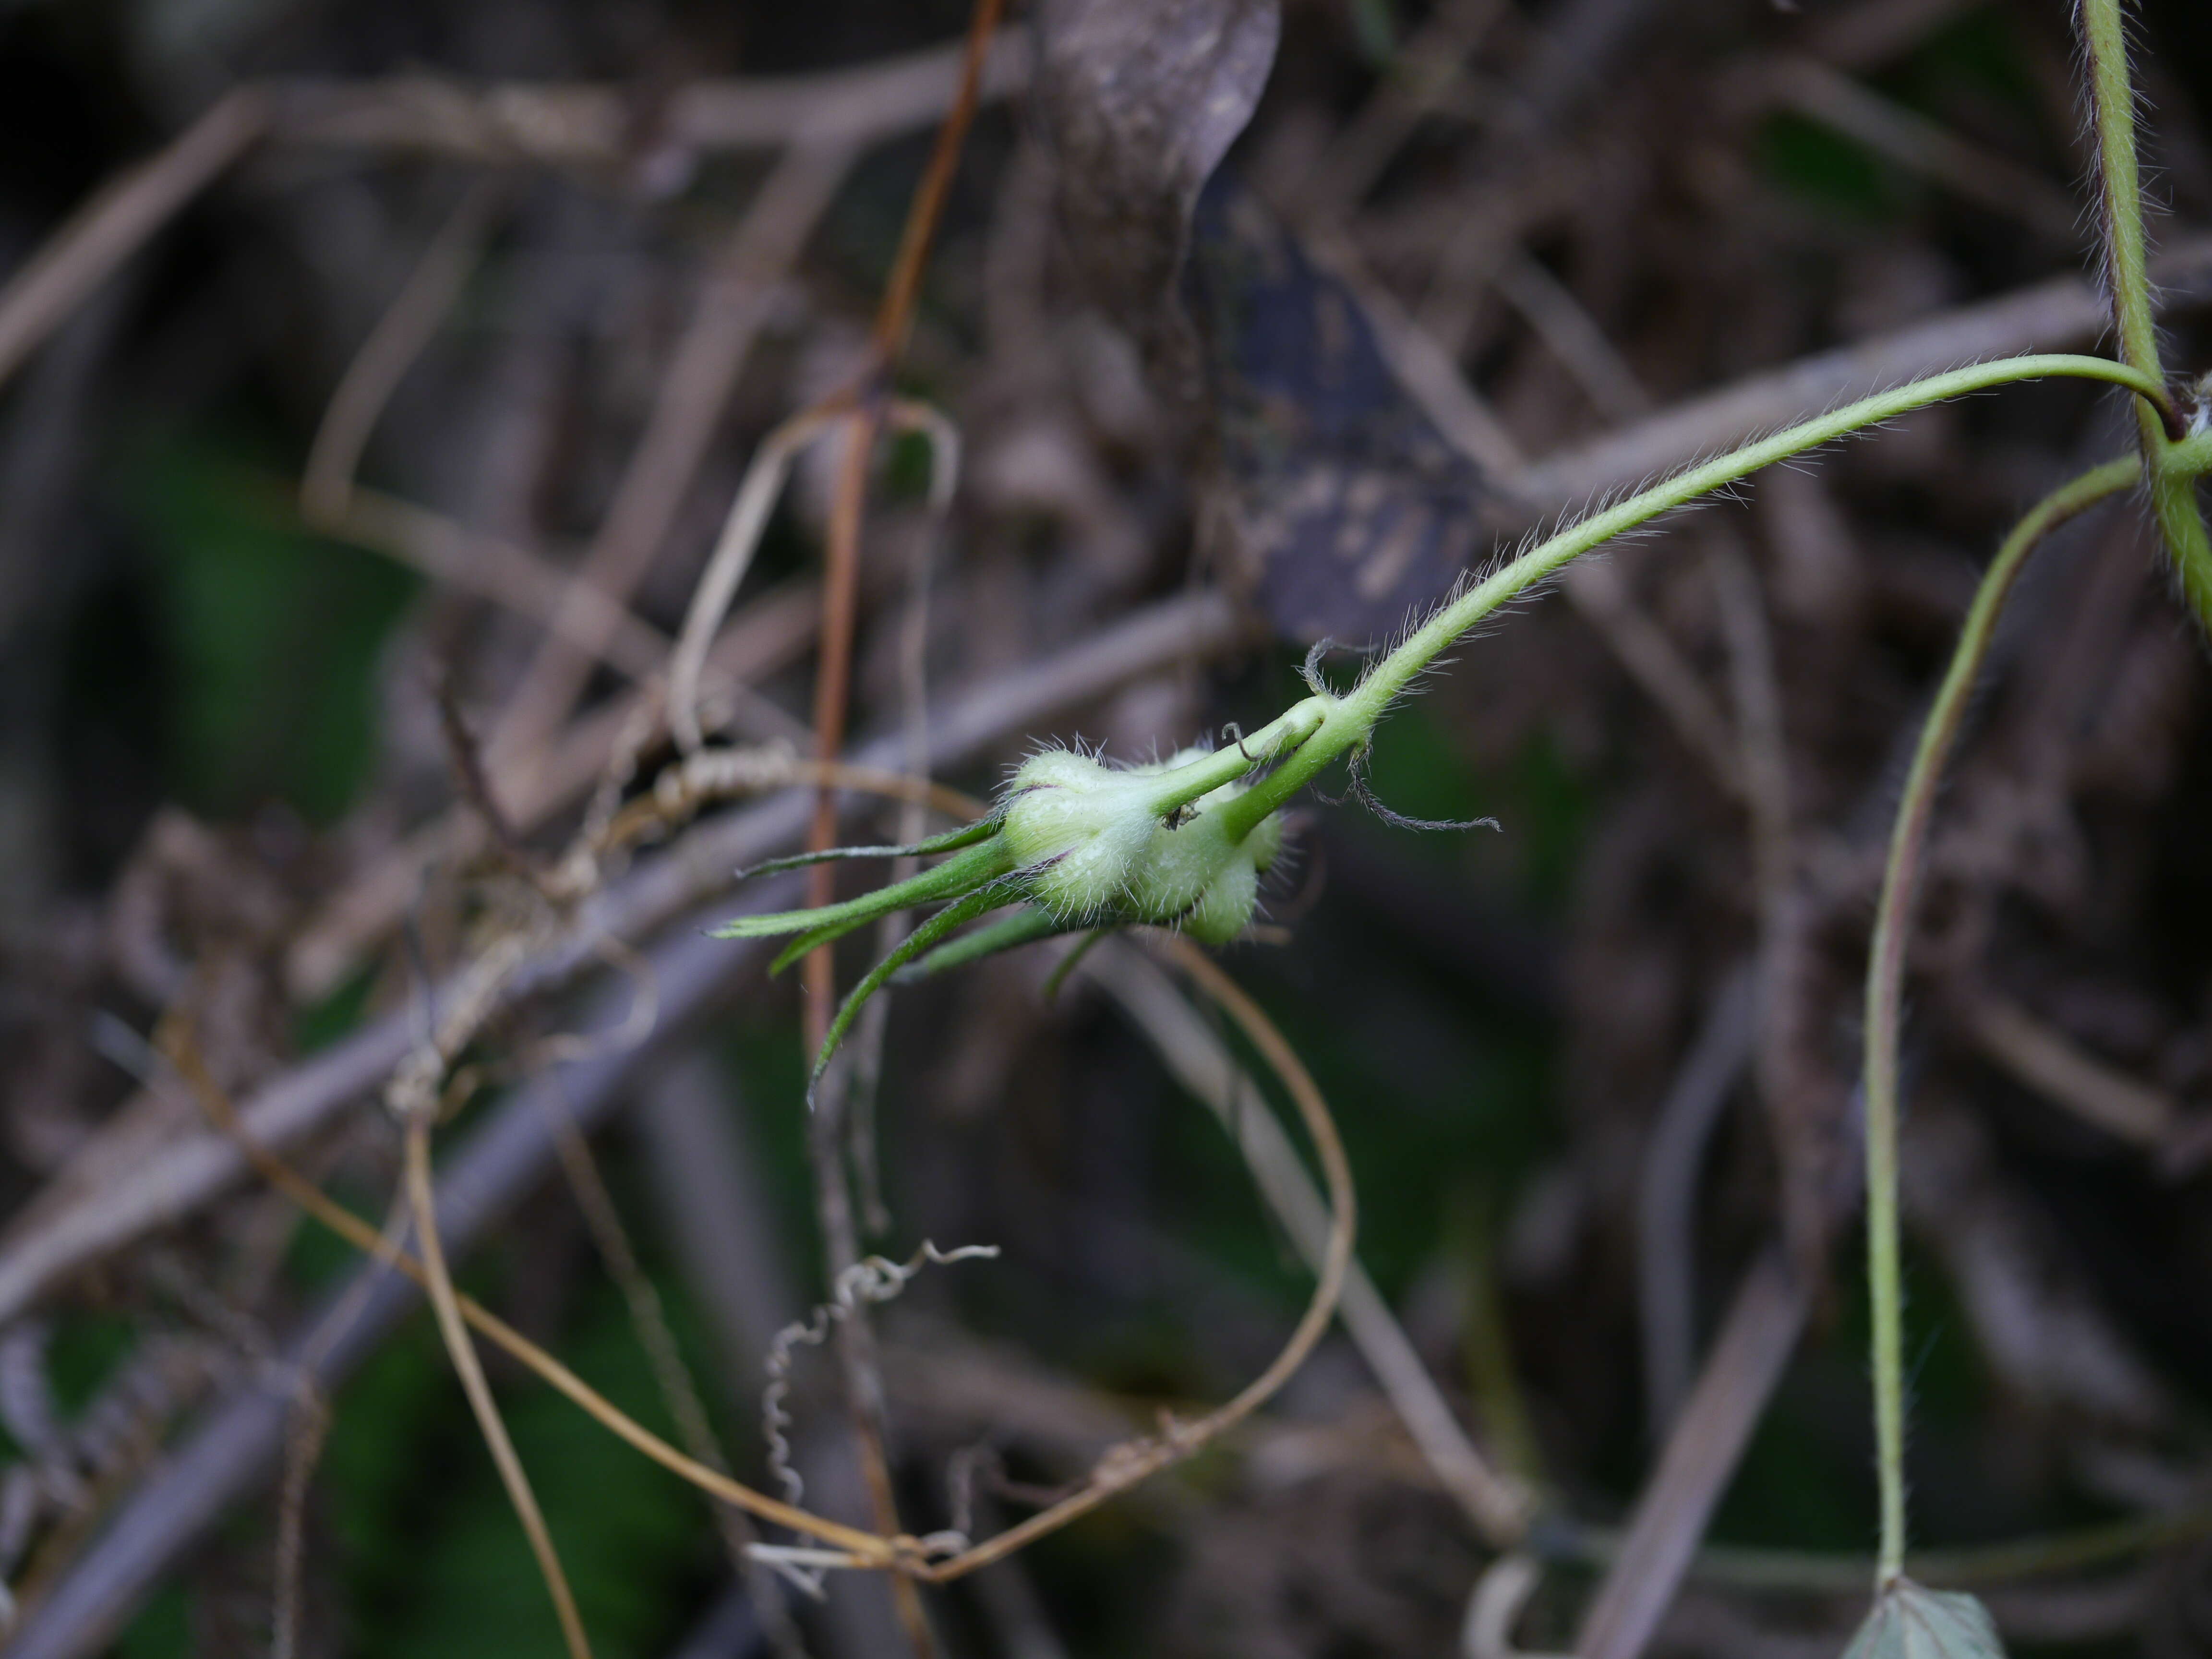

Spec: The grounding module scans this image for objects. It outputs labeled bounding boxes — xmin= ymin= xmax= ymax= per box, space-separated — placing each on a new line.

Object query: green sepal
xmin=769 ymin=917 xmax=857 ymax=977
xmin=807 ymin=879 xmax=1025 ymax=1107
xmin=1039 ymin=928 xmax=1106 ymax=1002
xmin=731 ymin=815 xmax=1000 ymax=883
xmin=895 ymin=905 xmax=1074 ymax=982
xmin=712 ymin=835 xmax=1014 ymax=957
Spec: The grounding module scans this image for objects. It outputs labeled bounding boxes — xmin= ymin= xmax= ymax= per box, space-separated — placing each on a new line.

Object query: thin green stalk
xmin=1861 ymin=456 xmax=2139 ymax=1587
xmin=2079 ymin=0 xmax=2162 ymax=391
xmin=2078 ymin=0 xmax=2212 ymax=637
xmin=2149 ymin=465 xmax=2212 ymax=634
xmin=1224 ymin=352 xmax=2165 ymax=840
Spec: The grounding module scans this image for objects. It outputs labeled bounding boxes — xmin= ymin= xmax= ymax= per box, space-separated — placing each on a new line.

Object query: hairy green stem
xmin=1861 ymin=456 xmax=2139 ymax=1587
xmin=2150 ymin=466 xmax=2212 ymax=634
xmin=2079 ymin=0 xmax=2162 ymax=391
xmin=1224 ymin=353 xmax=2165 ymax=840
xmin=2078 ymin=0 xmax=2212 ymax=635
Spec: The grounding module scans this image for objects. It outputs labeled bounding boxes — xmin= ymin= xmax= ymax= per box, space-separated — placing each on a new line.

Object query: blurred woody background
xmin=2 ymin=0 xmax=2212 ymax=1654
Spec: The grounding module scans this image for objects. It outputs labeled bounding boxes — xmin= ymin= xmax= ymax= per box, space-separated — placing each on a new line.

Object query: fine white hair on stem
xmin=1347 ymin=356 xmax=2138 ymax=722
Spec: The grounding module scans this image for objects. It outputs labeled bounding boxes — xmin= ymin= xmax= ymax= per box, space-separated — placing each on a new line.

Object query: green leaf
xmin=1843 ymin=1583 xmax=2005 ymax=1659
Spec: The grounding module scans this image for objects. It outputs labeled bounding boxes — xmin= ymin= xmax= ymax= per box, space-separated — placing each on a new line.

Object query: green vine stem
xmin=1225 ymin=351 xmax=2167 ymax=839
xmin=1860 ymin=455 xmax=2140 ymax=1586
xmin=2078 ymin=0 xmax=2212 ymax=635
xmin=2080 ymin=0 xmax=2161 ymax=390
xmin=725 ymin=355 xmax=2194 ymax=1111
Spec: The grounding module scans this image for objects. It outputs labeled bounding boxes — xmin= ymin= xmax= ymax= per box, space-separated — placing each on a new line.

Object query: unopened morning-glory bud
xmin=1002 ymin=745 xmax=1288 ymax=939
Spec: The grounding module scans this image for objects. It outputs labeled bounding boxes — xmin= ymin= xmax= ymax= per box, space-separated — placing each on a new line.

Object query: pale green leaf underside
xmin=1843 ymin=1583 xmax=2004 ymax=1659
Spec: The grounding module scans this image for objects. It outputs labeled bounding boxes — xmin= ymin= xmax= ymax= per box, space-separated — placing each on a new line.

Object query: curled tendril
xmin=1346 ymin=748 xmax=1500 ymax=834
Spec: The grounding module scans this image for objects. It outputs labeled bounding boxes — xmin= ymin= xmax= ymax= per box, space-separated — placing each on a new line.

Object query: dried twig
xmin=0 ymin=589 xmax=1242 ymax=1331
xmin=492 ymin=144 xmax=859 ymax=767
xmin=1762 ymin=58 xmax=2080 ymax=241
xmin=1963 ymin=991 xmax=2176 ymax=1149
xmin=299 ymin=180 xmax=503 ymax=527
xmin=1508 ymin=235 xmax=2212 ymax=514
xmin=402 ymin=1113 xmax=595 ymax=1659
xmin=1572 ymin=1248 xmax=1813 ymax=1659
xmin=328 ymin=488 xmax=679 ymax=683
xmin=1083 ymin=936 xmax=1532 ymax=1544
xmin=1634 ymin=966 xmax=1755 ymax=1436
xmin=0 ymin=36 xmax=1034 ymax=397
xmin=913 ymin=935 xmax=1358 ymax=1584
xmin=0 ymin=89 xmax=267 ymax=391
xmin=780 ymin=7 xmax=1005 ymax=1650
xmin=263 ymin=35 xmax=1031 ymax=160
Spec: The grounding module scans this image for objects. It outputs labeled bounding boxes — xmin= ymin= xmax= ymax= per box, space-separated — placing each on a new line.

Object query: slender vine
xmin=1860 ymin=455 xmax=2139 ymax=1588
xmin=716 ymin=350 xmax=2180 ymax=1108
xmin=704 ymin=240 xmax=2212 ymax=1637
xmin=2080 ymin=0 xmax=2212 ymax=632
xmin=1826 ymin=6 xmax=2212 ymax=1639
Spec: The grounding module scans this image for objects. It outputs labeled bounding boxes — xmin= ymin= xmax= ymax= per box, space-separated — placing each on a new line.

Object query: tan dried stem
xmin=914 ymin=936 xmax=1358 ymax=1584
xmin=162 ymin=877 xmax=1356 ymax=1587
xmin=329 ymin=489 xmax=673 ymax=681
xmin=0 ymin=88 xmax=268 ymax=390
xmin=1083 ymin=936 xmax=1530 ymax=1542
xmin=161 ymin=1025 xmax=906 ymax=1561
xmin=783 ymin=9 xmax=1004 ymax=1647
xmin=300 ymin=179 xmax=502 ymax=527
xmin=539 ymin=1076 xmax=780 ymax=1606
xmin=402 ymin=1114 xmax=594 ymax=1659
xmin=668 ymin=399 xmax=952 ymax=755
xmin=0 ymin=36 xmax=1034 ymax=400
xmin=493 ymin=144 xmax=858 ymax=767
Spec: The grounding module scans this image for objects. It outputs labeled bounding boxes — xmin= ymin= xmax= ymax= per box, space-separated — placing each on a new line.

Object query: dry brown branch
xmin=1558 ymin=560 xmax=1743 ymax=798
xmin=299 ymin=180 xmax=503 ymax=526
xmin=779 ymin=9 xmax=1004 ymax=1648
xmin=0 ymin=89 xmax=268 ymax=391
xmin=0 ymin=36 xmax=1032 ymax=399
xmin=1493 ymin=251 xmax=1654 ymax=424
xmin=327 ymin=488 xmax=680 ymax=685
xmin=1572 ymin=1249 xmax=1812 ymax=1659
xmin=268 ymin=1383 xmax=328 ymax=1659
xmin=1509 ymin=234 xmax=2212 ymax=513
xmin=1764 ymin=58 xmax=2080 ymax=242
xmin=402 ymin=1114 xmax=595 ymax=1659
xmin=262 ymin=33 xmax=1031 ymax=159
xmin=160 ymin=1018 xmax=905 ymax=1560
xmin=1464 ymin=1552 xmax=1568 ymax=1659
xmin=0 ymin=588 xmax=1241 ymax=1330
xmin=158 ymin=877 xmax=1355 ymax=1593
xmin=914 ymin=933 xmax=1357 ymax=1584
xmin=1303 ymin=226 xmax=1531 ymax=479
xmin=281 ymin=573 xmax=824 ymax=1002
xmin=541 ymin=1083 xmax=769 ymax=1590
xmin=1309 ymin=0 xmax=1509 ymax=218
xmin=1964 ymin=992 xmax=2176 ymax=1148
xmin=492 ymin=144 xmax=859 ymax=768
xmin=1082 ymin=936 xmax=1532 ymax=1544
xmin=665 ymin=406 xmax=854 ymax=754
xmin=1634 ymin=967 xmax=1755 ymax=1435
